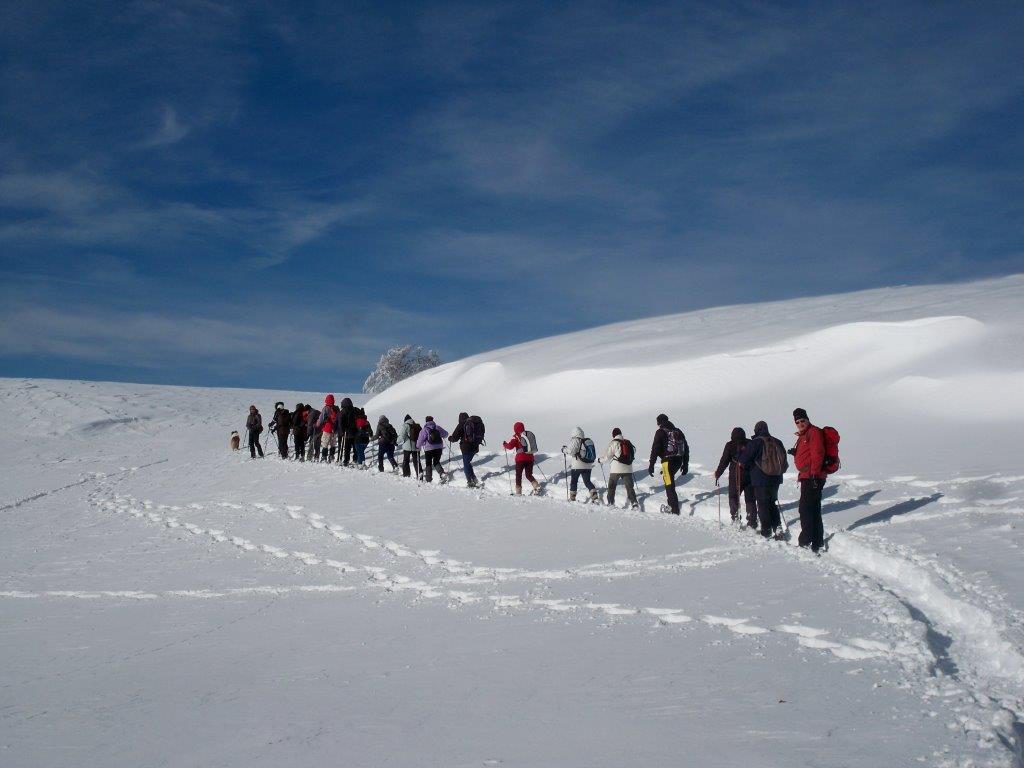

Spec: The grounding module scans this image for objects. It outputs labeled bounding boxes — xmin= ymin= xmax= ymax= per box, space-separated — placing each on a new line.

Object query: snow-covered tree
xmin=362 ymin=345 xmax=442 ymax=394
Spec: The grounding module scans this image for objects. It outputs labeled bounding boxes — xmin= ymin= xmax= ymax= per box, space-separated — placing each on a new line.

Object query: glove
xmin=648 ymin=465 xmax=655 ymax=477
xmin=682 ymin=464 xmax=688 ymax=476
xmin=714 ymin=475 xmax=720 ymax=487
xmin=787 ymin=447 xmax=796 ymax=456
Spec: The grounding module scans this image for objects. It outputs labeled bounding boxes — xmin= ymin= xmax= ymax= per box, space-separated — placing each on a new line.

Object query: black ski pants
xmin=341 ymin=433 xmax=356 ymax=465
xmin=729 ymin=480 xmax=757 ymax=525
xmin=402 ymin=450 xmax=422 ymax=478
xmin=378 ymin=443 xmax=397 ymax=471
xmin=461 ymin=445 xmax=478 ymax=484
xmin=277 ymin=429 xmax=289 ymax=459
xmin=798 ymin=478 xmax=825 ymax=551
xmin=754 ymin=484 xmax=781 ymax=537
xmin=607 ymin=472 xmax=637 ymax=506
xmin=248 ymin=429 xmax=264 ymax=458
xmin=660 ymin=457 xmax=684 ymax=513
xmin=423 ymin=448 xmax=445 ymax=482
xmin=294 ymin=433 xmax=306 ymax=461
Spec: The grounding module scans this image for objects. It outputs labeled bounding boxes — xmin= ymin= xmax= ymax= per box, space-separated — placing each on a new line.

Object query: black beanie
xmin=612 ymin=427 xmax=622 ymax=437
xmin=793 ymin=408 xmax=808 ymax=421
xmin=656 ymin=413 xmax=668 ymax=426
xmin=404 ymin=414 xmax=412 ymax=421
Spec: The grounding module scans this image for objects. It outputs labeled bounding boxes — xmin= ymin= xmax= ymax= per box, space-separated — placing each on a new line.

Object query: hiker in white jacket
xmin=603 ymin=428 xmax=639 ymax=509
xmin=562 ymin=427 xmax=599 ymax=502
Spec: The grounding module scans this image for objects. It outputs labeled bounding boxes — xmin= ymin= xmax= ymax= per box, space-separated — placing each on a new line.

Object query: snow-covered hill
xmin=2 ymin=275 xmax=1024 ymax=767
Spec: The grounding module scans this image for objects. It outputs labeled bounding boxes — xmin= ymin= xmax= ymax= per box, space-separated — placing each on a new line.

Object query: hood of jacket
xmin=571 ymin=426 xmax=584 ymax=439
xmin=340 ymin=397 xmax=353 ymax=408
xmin=458 ymin=411 xmax=469 ymax=424
xmin=730 ymin=427 xmax=747 ymax=442
xmin=324 ymin=394 xmax=335 ymax=407
xmin=378 ymin=415 xmax=389 ymax=425
xmin=513 ymin=421 xmax=525 ymax=435
xmin=404 ymin=415 xmax=414 ymax=424
xmin=753 ymin=420 xmax=769 ymax=437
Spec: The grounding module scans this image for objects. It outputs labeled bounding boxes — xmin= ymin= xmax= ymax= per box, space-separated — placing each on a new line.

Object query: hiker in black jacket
xmin=448 ymin=412 xmax=483 ymax=488
xmin=337 ymin=397 xmax=358 ymax=465
xmin=292 ymin=403 xmax=307 ymax=461
xmin=738 ymin=420 xmax=789 ymax=538
xmin=271 ymin=401 xmax=291 ymax=459
xmin=714 ymin=427 xmax=756 ymax=527
xmin=648 ymin=414 xmax=689 ymax=514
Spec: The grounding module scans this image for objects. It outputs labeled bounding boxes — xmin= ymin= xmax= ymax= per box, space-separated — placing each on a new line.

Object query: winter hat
xmin=275 ymin=401 xmax=284 ymax=409
xmin=425 ymin=416 xmax=433 ymax=423
xmin=513 ymin=421 xmax=525 ymax=434
xmin=612 ymin=427 xmax=622 ymax=438
xmin=325 ymin=394 xmax=335 ymax=407
xmin=458 ymin=411 xmax=469 ymax=423
xmin=753 ymin=420 xmax=769 ymax=437
xmin=793 ymin=408 xmax=808 ymax=422
xmin=656 ymin=413 xmax=668 ymax=426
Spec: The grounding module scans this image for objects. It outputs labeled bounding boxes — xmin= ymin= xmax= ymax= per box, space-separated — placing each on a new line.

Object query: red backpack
xmin=822 ymin=426 xmax=841 ymax=474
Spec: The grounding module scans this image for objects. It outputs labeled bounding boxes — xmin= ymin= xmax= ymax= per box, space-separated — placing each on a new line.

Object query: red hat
xmin=325 ymin=394 xmax=335 ymax=406
xmin=513 ymin=421 xmax=524 ymax=434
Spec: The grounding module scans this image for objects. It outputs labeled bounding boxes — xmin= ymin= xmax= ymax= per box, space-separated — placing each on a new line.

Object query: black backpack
xmin=663 ymin=427 xmax=686 ymax=458
xmin=408 ymin=421 xmax=421 ymax=444
xmin=463 ymin=415 xmax=485 ymax=446
xmin=425 ymin=423 xmax=442 ymax=444
xmin=384 ymin=423 xmax=398 ymax=444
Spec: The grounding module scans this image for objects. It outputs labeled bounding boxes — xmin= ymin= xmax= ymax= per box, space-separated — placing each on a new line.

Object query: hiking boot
xmin=589 ymin=489 xmax=600 ymax=504
xmin=530 ymin=479 xmax=541 ymax=493
xmin=514 ymin=484 xmax=523 ymax=496
xmin=569 ymin=491 xmax=577 ymax=502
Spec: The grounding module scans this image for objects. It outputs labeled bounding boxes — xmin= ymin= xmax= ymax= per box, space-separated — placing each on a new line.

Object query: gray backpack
xmin=756 ymin=437 xmax=787 ymax=477
xmin=520 ymin=430 xmax=538 ymax=453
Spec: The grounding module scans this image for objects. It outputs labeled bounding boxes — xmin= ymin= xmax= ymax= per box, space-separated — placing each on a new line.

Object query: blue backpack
xmin=577 ymin=437 xmax=596 ymax=463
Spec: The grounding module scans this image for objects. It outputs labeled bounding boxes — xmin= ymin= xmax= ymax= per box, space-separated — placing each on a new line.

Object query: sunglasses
xmin=795 ymin=418 xmax=808 ymax=425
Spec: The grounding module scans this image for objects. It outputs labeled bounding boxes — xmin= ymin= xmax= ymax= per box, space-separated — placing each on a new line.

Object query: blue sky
xmin=1 ymin=1 xmax=1022 ymax=391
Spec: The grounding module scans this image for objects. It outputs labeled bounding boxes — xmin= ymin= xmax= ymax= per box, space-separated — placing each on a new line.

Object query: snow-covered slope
xmin=369 ymin=274 xmax=1024 ymax=477
xmin=3 ymin=276 xmax=1024 ymax=767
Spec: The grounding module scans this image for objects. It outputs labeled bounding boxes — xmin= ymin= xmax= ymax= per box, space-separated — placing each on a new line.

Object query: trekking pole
xmin=598 ymin=459 xmax=608 ymax=485
xmin=717 ymin=477 xmax=722 ymax=528
xmin=562 ymin=450 xmax=569 ymax=501
xmin=504 ymin=449 xmax=514 ymax=495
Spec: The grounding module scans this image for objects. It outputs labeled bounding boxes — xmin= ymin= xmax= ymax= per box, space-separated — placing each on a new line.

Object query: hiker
xmin=603 ymin=428 xmax=639 ymax=509
xmin=449 ymin=412 xmax=484 ymax=488
xmin=305 ymin=405 xmax=321 ymax=461
xmin=562 ymin=427 xmax=599 ymax=502
xmin=292 ymin=403 xmax=307 ymax=461
xmin=353 ymin=408 xmax=373 ymax=468
xmin=416 ymin=416 xmax=449 ymax=483
xmin=648 ymin=413 xmax=689 ymax=514
xmin=399 ymin=415 xmax=423 ymax=479
xmin=270 ymin=401 xmax=291 ymax=459
xmin=374 ymin=415 xmax=399 ymax=472
xmin=738 ymin=421 xmax=789 ymax=538
xmin=714 ymin=427 xmax=756 ymax=526
xmin=791 ymin=408 xmax=826 ymax=553
xmin=337 ymin=397 xmax=358 ymax=465
xmin=318 ymin=395 xmax=339 ymax=462
xmin=245 ymin=405 xmax=264 ymax=459
xmin=503 ymin=422 xmax=541 ymax=495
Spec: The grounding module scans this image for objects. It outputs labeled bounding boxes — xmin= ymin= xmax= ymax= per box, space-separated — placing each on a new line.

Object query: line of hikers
xmin=243 ymin=398 xmax=837 ymax=554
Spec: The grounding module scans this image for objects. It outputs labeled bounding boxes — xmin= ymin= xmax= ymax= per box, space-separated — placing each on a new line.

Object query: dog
xmin=229 ymin=431 xmax=241 ymax=451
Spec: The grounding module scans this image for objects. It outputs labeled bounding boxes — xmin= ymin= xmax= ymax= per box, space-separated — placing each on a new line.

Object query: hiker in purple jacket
xmin=416 ymin=416 xmax=449 ymax=484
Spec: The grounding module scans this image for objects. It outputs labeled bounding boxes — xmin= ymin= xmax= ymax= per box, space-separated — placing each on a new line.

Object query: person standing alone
xmin=791 ymin=408 xmax=826 ymax=553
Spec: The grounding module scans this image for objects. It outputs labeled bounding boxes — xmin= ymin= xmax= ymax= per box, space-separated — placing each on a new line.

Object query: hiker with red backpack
xmin=317 ymin=395 xmax=339 ymax=462
xmin=714 ymin=427 xmax=757 ymax=527
xmin=416 ymin=416 xmax=449 ymax=483
xmin=738 ymin=421 xmax=789 ymax=539
xmin=353 ymin=408 xmax=373 ymax=468
xmin=562 ymin=427 xmax=600 ymax=502
xmin=790 ymin=408 xmax=829 ymax=553
xmin=449 ymin=412 xmax=485 ymax=488
xmin=648 ymin=414 xmax=689 ymax=514
xmin=603 ymin=428 xmax=639 ymax=509
xmin=503 ymin=422 xmax=542 ymax=495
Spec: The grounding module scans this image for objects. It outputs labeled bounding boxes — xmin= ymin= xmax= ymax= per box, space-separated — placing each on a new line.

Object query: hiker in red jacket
xmin=503 ymin=421 xmax=541 ymax=495
xmin=791 ymin=407 xmax=826 ymax=553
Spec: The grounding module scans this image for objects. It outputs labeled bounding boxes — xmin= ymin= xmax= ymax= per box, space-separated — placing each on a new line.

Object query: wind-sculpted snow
xmin=3 ymin=277 xmax=1024 ymax=767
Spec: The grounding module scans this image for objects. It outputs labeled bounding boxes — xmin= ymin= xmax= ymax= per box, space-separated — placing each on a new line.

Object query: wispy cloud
xmin=139 ymin=105 xmax=190 ymax=148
